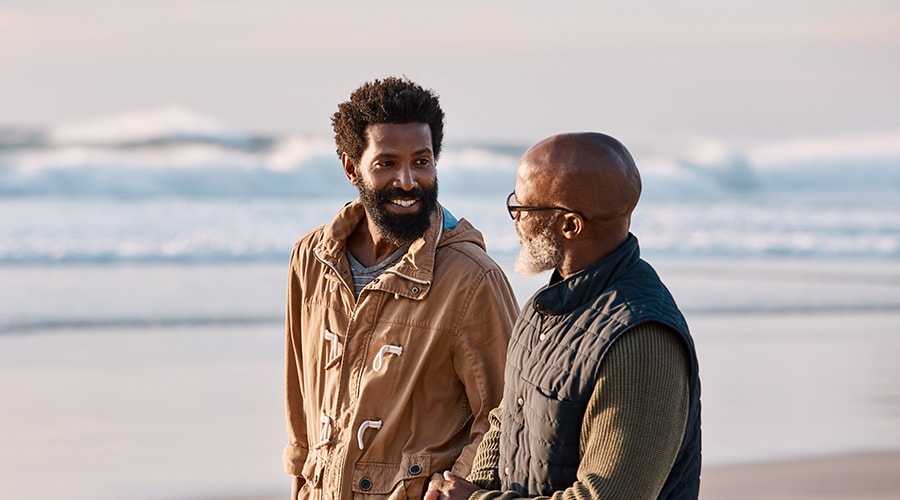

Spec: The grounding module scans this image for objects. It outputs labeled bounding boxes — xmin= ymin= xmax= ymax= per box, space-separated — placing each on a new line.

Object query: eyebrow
xmin=372 ymin=148 xmax=434 ymax=159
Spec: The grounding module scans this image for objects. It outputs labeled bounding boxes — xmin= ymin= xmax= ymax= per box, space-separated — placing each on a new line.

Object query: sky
xmin=2 ymin=0 xmax=899 ymax=145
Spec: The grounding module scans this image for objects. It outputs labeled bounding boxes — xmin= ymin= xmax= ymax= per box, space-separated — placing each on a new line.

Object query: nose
xmin=394 ymin=164 xmax=418 ymax=191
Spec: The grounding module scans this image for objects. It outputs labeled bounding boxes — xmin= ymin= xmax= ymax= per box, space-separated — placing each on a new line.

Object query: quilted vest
xmin=498 ymin=234 xmax=701 ymax=499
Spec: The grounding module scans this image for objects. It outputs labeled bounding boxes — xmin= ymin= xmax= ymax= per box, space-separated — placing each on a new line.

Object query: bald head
xmin=513 ymin=132 xmax=641 ymax=276
xmin=518 ymin=132 xmax=641 ymax=221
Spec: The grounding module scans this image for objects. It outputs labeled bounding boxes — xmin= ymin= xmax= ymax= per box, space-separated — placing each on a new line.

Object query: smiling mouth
xmin=391 ymin=199 xmax=418 ymax=208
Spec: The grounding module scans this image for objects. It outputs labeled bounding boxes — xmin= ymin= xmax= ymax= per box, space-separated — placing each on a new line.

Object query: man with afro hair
xmin=283 ymin=77 xmax=518 ymax=500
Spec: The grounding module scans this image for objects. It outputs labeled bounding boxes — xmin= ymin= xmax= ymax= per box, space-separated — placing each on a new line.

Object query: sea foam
xmin=1 ymin=108 xmax=898 ymax=263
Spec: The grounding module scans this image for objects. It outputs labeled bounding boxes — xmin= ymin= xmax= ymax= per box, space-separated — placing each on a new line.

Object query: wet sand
xmin=700 ymin=450 xmax=900 ymax=500
xmin=1 ymin=258 xmax=899 ymax=499
xmin=194 ymin=450 xmax=900 ymax=499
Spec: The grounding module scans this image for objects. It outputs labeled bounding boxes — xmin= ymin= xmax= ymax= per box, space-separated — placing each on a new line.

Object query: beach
xmin=193 ymin=451 xmax=900 ymax=500
xmin=701 ymin=451 xmax=900 ymax=500
xmin=3 ymin=2 xmax=899 ymax=498
xmin=1 ymin=257 xmax=898 ymax=499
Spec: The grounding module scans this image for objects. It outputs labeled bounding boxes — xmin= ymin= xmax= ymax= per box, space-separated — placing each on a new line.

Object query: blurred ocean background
xmin=1 ymin=106 xmax=898 ymax=270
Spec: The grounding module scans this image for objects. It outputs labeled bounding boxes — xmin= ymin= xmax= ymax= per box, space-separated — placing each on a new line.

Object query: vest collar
xmin=533 ymin=233 xmax=641 ymax=316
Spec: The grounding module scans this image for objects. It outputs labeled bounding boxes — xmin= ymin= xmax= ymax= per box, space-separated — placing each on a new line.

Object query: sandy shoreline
xmin=700 ymin=450 xmax=900 ymax=499
xmin=2 ymin=260 xmax=898 ymax=499
xmin=193 ymin=451 xmax=900 ymax=499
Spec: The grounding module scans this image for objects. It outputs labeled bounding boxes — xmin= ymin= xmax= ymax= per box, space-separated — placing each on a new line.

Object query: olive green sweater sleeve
xmin=468 ymin=322 xmax=691 ymax=500
xmin=467 ymin=404 xmax=504 ymax=489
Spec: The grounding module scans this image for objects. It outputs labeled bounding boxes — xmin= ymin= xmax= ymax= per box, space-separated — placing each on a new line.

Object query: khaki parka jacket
xmin=284 ymin=200 xmax=518 ymax=500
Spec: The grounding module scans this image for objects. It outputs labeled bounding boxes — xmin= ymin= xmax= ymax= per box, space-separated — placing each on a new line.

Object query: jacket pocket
xmin=350 ymin=454 xmax=431 ymax=497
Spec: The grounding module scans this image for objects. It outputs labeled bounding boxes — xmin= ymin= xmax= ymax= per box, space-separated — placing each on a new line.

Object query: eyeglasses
xmin=506 ymin=192 xmax=584 ymax=220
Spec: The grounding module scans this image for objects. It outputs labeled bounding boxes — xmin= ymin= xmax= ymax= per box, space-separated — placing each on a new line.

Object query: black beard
xmin=355 ymin=180 xmax=439 ymax=246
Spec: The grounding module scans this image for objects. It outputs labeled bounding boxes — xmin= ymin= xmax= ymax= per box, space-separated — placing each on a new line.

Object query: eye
xmin=374 ymin=160 xmax=395 ymax=169
xmin=414 ymin=157 xmax=432 ymax=167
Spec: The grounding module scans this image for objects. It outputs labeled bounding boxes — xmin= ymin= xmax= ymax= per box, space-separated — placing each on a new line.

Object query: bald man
xmin=427 ymin=132 xmax=701 ymax=499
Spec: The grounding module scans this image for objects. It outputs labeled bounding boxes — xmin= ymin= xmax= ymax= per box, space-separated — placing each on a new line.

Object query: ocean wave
xmin=1 ymin=194 xmax=897 ymax=265
xmin=0 ymin=315 xmax=282 ymax=335
xmin=663 ymin=133 xmax=900 ymax=195
xmin=47 ymin=106 xmax=255 ymax=148
xmin=2 ymin=107 xmax=898 ymax=199
xmin=1 ymin=108 xmax=898 ymax=261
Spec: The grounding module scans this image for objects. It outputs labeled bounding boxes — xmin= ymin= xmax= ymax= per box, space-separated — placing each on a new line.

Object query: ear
xmin=341 ymin=153 xmax=358 ymax=183
xmin=559 ymin=213 xmax=584 ymax=240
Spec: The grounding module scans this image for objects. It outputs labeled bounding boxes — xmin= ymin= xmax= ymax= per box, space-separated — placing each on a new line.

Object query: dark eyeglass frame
xmin=506 ymin=192 xmax=585 ymax=220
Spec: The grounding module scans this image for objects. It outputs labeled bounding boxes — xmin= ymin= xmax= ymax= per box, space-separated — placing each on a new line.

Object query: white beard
xmin=513 ymin=223 xmax=562 ymax=276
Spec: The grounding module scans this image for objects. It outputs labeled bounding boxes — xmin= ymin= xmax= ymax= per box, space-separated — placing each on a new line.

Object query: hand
xmin=425 ymin=471 xmax=480 ymax=500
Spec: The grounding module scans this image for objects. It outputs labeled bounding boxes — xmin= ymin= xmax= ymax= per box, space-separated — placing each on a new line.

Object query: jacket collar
xmin=313 ymin=199 xmax=447 ymax=299
xmin=533 ymin=233 xmax=641 ymax=316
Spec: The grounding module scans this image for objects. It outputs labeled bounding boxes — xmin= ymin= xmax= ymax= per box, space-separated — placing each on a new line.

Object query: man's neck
xmin=346 ymin=218 xmax=401 ymax=268
xmin=557 ymin=233 xmax=628 ymax=279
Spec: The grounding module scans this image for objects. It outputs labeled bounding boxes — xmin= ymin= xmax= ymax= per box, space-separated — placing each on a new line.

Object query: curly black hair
xmin=331 ymin=77 xmax=445 ymax=163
